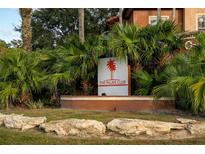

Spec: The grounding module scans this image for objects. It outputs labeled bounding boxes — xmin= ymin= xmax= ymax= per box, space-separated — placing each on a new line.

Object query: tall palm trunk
xmin=157 ymin=8 xmax=161 ymax=23
xmin=19 ymin=84 xmax=33 ymax=107
xmin=78 ymin=8 xmax=85 ymax=44
xmin=82 ymin=80 xmax=90 ymax=95
xmin=19 ymin=8 xmax=32 ymax=52
xmin=78 ymin=8 xmax=88 ymax=95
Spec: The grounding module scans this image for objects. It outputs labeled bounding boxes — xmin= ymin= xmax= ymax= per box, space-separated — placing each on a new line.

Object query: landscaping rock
xmin=176 ymin=118 xmax=198 ymax=124
xmin=186 ymin=122 xmax=205 ymax=135
xmin=107 ymin=118 xmax=185 ymax=137
xmin=0 ymin=113 xmax=7 ymax=125
xmin=40 ymin=119 xmax=106 ymax=137
xmin=4 ymin=114 xmax=47 ymax=131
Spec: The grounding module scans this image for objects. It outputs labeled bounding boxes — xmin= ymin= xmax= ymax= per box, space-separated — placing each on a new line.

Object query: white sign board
xmin=98 ymin=57 xmax=128 ymax=96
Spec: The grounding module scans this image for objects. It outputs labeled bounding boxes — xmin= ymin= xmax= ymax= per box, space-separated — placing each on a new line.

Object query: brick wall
xmin=131 ymin=9 xmax=183 ymax=30
xmin=184 ymin=8 xmax=205 ymax=31
xmin=61 ymin=96 xmax=175 ymax=111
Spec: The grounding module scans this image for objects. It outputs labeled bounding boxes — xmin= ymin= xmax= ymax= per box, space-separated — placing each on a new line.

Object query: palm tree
xmin=133 ymin=20 xmax=181 ymax=95
xmin=19 ymin=8 xmax=32 ymax=52
xmin=108 ymin=23 xmax=141 ymax=63
xmin=78 ymin=8 xmax=88 ymax=94
xmin=108 ymin=21 xmax=180 ymax=72
xmin=0 ymin=49 xmax=47 ymax=109
xmin=63 ymin=35 xmax=105 ymax=95
xmin=78 ymin=8 xmax=85 ymax=44
xmin=140 ymin=20 xmax=181 ymax=70
xmin=37 ymin=48 xmax=78 ymax=100
xmin=0 ymin=48 xmax=77 ymax=109
xmin=153 ymin=33 xmax=205 ymax=113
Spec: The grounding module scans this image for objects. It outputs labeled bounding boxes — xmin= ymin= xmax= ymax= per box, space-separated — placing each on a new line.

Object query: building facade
xmin=122 ymin=8 xmax=205 ymax=32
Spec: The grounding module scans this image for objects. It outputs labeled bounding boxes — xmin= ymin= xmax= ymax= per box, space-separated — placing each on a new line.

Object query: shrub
xmin=27 ymin=100 xmax=44 ymax=109
xmin=153 ymin=33 xmax=205 ymax=113
xmin=0 ymin=49 xmax=48 ymax=109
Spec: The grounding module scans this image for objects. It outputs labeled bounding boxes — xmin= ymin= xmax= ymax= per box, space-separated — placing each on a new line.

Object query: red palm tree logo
xmin=107 ymin=59 xmax=117 ymax=79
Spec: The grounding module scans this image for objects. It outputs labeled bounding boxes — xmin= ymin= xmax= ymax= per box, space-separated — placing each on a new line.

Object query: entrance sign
xmin=98 ymin=57 xmax=128 ymax=96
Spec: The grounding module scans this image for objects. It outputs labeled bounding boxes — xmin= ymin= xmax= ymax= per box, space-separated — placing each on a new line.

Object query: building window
xmin=149 ymin=16 xmax=169 ymax=25
xmin=198 ymin=15 xmax=205 ymax=31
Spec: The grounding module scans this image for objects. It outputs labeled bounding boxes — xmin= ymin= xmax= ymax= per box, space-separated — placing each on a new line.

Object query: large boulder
xmin=0 ymin=113 xmax=7 ymax=125
xmin=176 ymin=118 xmax=198 ymax=124
xmin=186 ymin=122 xmax=205 ymax=135
xmin=40 ymin=119 xmax=106 ymax=137
xmin=176 ymin=118 xmax=205 ymax=136
xmin=4 ymin=114 xmax=46 ymax=131
xmin=107 ymin=118 xmax=186 ymax=137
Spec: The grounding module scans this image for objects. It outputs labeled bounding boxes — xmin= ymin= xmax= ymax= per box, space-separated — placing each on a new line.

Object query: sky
xmin=0 ymin=8 xmax=21 ymax=43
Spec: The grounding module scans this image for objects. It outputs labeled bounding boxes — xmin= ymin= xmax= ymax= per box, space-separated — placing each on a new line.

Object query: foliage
xmin=0 ymin=39 xmax=9 ymax=48
xmin=0 ymin=48 xmax=77 ymax=109
xmin=0 ymin=31 xmax=108 ymax=108
xmin=27 ymin=47 xmax=81 ymax=103
xmin=32 ymin=34 xmax=105 ymax=96
xmin=108 ymin=21 xmax=181 ymax=96
xmin=153 ymin=33 xmax=205 ymax=113
xmin=28 ymin=8 xmax=119 ymax=50
xmin=133 ymin=70 xmax=163 ymax=95
xmin=1 ymin=15 xmax=198 ymax=112
xmin=107 ymin=21 xmax=181 ymax=68
xmin=7 ymin=39 xmax=22 ymax=48
xmin=37 ymin=48 xmax=76 ymax=92
xmin=56 ymin=21 xmax=181 ymax=97
xmin=138 ymin=20 xmax=182 ymax=72
xmin=107 ymin=23 xmax=141 ymax=62
xmin=135 ymin=21 xmax=181 ymax=95
xmin=60 ymin=34 xmax=106 ymax=94
xmin=27 ymin=100 xmax=44 ymax=109
xmin=0 ymin=49 xmax=47 ymax=108
xmin=0 ymin=39 xmax=10 ymax=52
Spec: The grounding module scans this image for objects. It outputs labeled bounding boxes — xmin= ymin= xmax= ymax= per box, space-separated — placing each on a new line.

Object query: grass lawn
xmin=1 ymin=109 xmax=205 ymax=145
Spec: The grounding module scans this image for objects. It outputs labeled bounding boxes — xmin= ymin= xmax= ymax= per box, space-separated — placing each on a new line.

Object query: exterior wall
xmin=131 ymin=9 xmax=183 ymax=30
xmin=128 ymin=12 xmax=133 ymax=24
xmin=184 ymin=8 xmax=205 ymax=31
xmin=61 ymin=96 xmax=175 ymax=111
